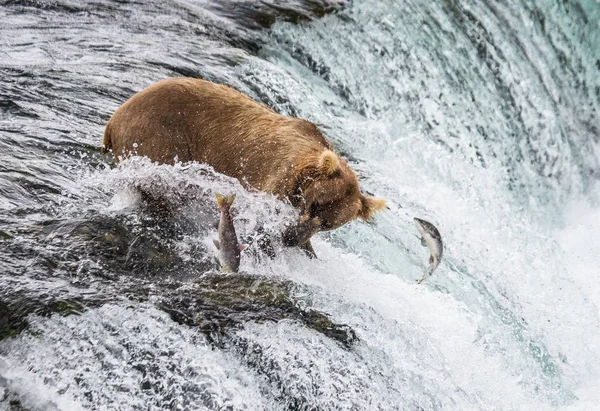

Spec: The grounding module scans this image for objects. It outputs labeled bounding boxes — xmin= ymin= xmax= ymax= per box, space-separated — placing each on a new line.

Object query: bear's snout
xmin=282 ymin=217 xmax=321 ymax=247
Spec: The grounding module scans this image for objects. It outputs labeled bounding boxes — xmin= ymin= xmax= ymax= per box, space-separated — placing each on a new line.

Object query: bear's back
xmin=105 ymin=77 xmax=332 ymax=193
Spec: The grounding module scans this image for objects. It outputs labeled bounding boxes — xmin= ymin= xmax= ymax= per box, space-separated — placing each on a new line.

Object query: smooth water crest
xmin=1 ymin=0 xmax=599 ymax=410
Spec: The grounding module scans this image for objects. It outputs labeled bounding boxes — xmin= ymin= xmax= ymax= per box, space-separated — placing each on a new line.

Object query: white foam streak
xmin=251 ymin=240 xmax=552 ymax=410
xmin=1 ymin=305 xmax=270 ymax=410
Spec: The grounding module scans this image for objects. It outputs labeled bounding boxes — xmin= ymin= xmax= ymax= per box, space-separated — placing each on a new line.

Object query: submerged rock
xmin=156 ymin=273 xmax=357 ymax=349
xmin=0 ymin=273 xmax=357 ymax=349
xmin=0 ymin=295 xmax=96 ymax=341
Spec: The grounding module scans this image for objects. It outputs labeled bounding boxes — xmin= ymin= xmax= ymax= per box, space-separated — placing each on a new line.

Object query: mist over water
xmin=1 ymin=0 xmax=599 ymax=410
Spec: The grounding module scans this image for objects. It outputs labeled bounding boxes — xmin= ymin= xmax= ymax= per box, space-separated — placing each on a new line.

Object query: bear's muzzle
xmin=282 ymin=216 xmax=321 ymax=247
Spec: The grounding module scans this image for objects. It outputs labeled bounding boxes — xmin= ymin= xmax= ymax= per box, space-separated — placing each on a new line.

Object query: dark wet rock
xmin=0 ymin=295 xmax=98 ymax=340
xmin=156 ymin=273 xmax=358 ymax=349
xmin=44 ymin=212 xmax=215 ymax=279
xmin=0 ymin=300 xmax=25 ymax=340
xmin=7 ymin=398 xmax=33 ymax=411
xmin=0 ymin=272 xmax=357 ymax=348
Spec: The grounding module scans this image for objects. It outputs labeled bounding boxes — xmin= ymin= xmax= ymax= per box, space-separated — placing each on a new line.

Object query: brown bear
xmin=103 ymin=78 xmax=385 ymax=253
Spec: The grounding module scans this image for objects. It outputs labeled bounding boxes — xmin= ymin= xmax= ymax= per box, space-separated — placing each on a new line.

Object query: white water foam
xmin=0 ymin=304 xmax=271 ymax=410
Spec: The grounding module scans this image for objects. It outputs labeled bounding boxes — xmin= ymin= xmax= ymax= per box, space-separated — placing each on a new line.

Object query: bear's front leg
xmin=299 ymin=240 xmax=317 ymax=259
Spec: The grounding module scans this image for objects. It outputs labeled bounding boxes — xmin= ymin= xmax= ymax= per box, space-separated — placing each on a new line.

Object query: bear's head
xmin=283 ymin=149 xmax=386 ymax=247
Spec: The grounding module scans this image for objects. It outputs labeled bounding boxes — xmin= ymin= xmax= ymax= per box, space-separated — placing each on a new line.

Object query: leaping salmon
xmin=414 ymin=217 xmax=443 ymax=284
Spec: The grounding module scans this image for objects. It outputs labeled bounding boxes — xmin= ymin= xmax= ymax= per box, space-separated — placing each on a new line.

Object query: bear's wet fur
xmin=104 ymin=78 xmax=385 ymax=249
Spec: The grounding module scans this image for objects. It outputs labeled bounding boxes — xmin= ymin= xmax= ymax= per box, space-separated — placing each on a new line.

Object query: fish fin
xmin=215 ymin=192 xmax=224 ymax=208
xmin=216 ymin=192 xmax=235 ymax=207
xmin=429 ymin=255 xmax=434 ymax=264
xmin=421 ymin=236 xmax=427 ymax=246
xmin=213 ymin=220 xmax=219 ymax=230
xmin=238 ymin=243 xmax=249 ymax=251
xmin=418 ymin=264 xmax=435 ymax=284
xmin=213 ymin=239 xmax=220 ymax=250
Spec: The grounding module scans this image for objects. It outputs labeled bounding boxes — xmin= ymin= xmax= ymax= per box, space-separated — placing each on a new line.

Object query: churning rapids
xmin=1 ymin=0 xmax=599 ymax=409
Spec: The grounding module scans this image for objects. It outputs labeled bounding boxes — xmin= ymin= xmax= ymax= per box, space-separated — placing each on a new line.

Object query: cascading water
xmin=0 ymin=0 xmax=598 ymax=410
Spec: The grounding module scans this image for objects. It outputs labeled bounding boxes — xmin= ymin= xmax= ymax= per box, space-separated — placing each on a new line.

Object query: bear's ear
xmin=357 ymin=194 xmax=386 ymax=221
xmin=318 ymin=150 xmax=340 ymax=176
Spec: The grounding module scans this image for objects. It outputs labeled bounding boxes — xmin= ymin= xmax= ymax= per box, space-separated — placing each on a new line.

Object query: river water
xmin=1 ymin=0 xmax=599 ymax=410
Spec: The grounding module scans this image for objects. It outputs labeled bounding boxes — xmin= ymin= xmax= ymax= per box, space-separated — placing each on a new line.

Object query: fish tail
xmin=418 ymin=265 xmax=434 ymax=284
xmin=215 ymin=192 xmax=236 ymax=209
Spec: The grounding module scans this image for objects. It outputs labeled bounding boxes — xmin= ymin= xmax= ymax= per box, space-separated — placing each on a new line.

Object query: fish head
xmin=414 ymin=218 xmax=427 ymax=236
xmin=282 ymin=214 xmax=321 ymax=247
xmin=414 ymin=217 xmax=440 ymax=239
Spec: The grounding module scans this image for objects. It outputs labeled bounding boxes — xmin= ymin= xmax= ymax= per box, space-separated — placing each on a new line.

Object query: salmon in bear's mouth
xmin=282 ymin=217 xmax=321 ymax=247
